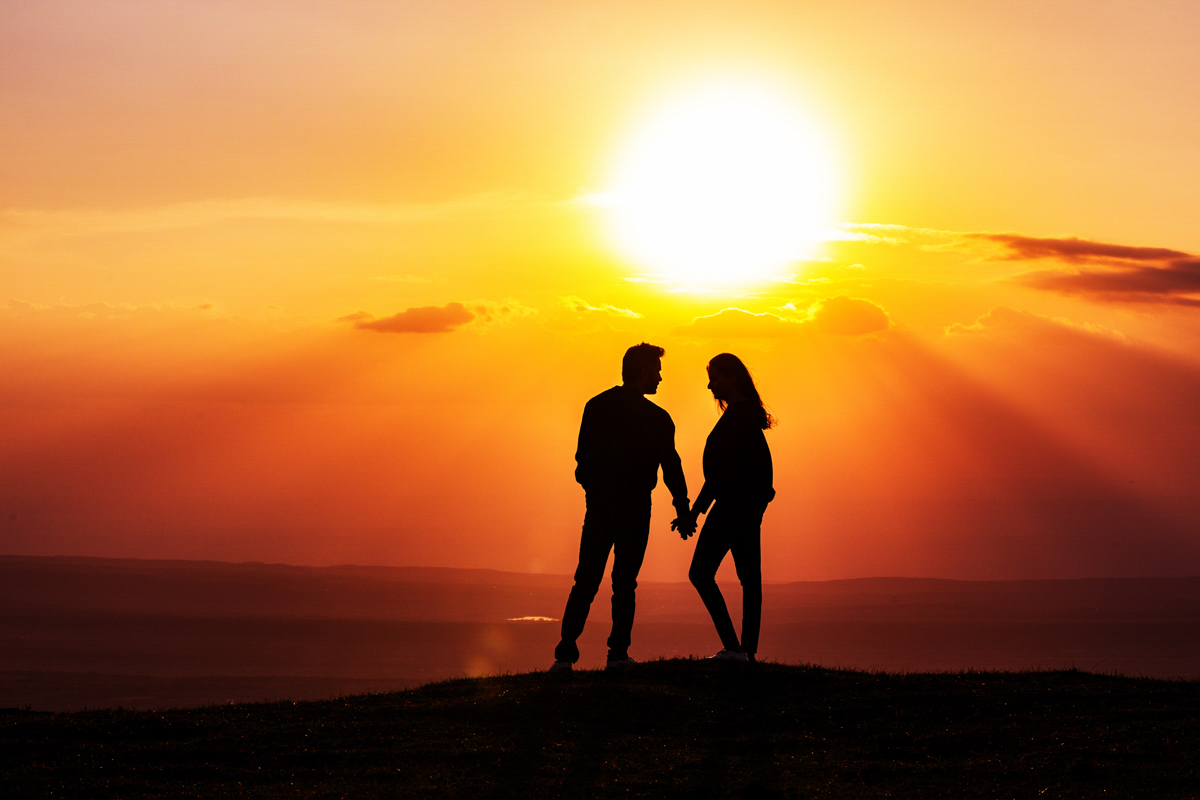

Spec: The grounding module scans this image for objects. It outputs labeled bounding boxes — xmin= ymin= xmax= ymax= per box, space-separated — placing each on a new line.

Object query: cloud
xmin=946 ymin=305 xmax=1070 ymax=337
xmin=467 ymin=301 xmax=537 ymax=324
xmin=676 ymin=308 xmax=802 ymax=338
xmin=342 ymin=300 xmax=535 ymax=333
xmin=807 ymin=296 xmax=891 ymax=336
xmin=1011 ymin=264 xmax=1200 ymax=306
xmin=960 ymin=232 xmax=1200 ymax=306
xmin=348 ymin=303 xmax=475 ymax=334
xmin=834 ymin=224 xmax=1200 ymax=306
xmin=972 ymin=233 xmax=1191 ymax=264
xmin=833 ymin=222 xmax=958 ymax=248
xmin=945 ymin=306 xmax=1127 ymax=341
xmin=678 ymin=296 xmax=890 ymax=338
xmin=947 ymin=306 xmax=1051 ymax=336
xmin=336 ymin=311 xmax=375 ymax=324
xmin=560 ymin=296 xmax=641 ymax=319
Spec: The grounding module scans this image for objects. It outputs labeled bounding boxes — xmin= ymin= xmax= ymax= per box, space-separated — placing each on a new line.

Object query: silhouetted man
xmin=550 ymin=343 xmax=690 ymax=672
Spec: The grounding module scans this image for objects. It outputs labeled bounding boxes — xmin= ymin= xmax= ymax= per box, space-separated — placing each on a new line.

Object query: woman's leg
xmin=688 ymin=503 xmax=741 ymax=652
xmin=729 ymin=504 xmax=765 ymax=658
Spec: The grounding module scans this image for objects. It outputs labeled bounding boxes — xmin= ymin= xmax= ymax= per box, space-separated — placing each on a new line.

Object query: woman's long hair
xmin=708 ymin=353 xmax=776 ymax=430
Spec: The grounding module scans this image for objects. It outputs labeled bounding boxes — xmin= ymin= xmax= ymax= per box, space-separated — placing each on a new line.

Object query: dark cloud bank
xmin=978 ymin=233 xmax=1200 ymax=306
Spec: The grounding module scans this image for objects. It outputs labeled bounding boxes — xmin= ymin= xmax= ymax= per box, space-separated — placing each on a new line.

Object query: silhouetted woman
xmin=680 ymin=353 xmax=775 ymax=662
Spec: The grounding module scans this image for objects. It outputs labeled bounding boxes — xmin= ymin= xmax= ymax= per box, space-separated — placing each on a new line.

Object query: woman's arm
xmin=693 ymin=405 xmax=763 ymax=515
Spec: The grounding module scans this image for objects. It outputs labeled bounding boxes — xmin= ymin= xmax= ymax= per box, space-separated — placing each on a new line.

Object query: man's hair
xmin=622 ymin=342 xmax=665 ymax=382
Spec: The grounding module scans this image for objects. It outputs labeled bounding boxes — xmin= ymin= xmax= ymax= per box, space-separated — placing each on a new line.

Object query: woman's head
xmin=707 ymin=353 xmax=775 ymax=429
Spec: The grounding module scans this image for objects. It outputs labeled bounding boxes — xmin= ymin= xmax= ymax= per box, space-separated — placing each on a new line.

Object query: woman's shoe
xmin=711 ymin=649 xmax=749 ymax=662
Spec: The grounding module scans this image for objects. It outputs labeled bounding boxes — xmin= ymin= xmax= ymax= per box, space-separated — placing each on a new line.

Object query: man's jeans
xmin=555 ymin=493 xmax=652 ymax=663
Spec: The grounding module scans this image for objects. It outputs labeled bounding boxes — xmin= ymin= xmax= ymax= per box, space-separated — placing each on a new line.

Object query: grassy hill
xmin=3 ymin=659 xmax=1199 ymax=799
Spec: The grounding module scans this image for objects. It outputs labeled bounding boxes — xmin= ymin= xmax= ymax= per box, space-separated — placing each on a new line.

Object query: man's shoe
xmin=711 ymin=649 xmax=750 ymax=663
xmin=606 ymin=656 xmax=638 ymax=670
xmin=548 ymin=660 xmax=574 ymax=673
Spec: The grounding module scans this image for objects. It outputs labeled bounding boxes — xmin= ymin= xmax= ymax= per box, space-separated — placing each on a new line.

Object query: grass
xmin=2 ymin=659 xmax=1199 ymax=798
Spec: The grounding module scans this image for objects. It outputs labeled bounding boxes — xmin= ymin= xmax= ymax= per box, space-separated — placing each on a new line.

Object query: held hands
xmin=671 ymin=509 xmax=699 ymax=540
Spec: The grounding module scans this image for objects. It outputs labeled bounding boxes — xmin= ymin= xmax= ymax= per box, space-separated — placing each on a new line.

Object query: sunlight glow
xmin=602 ymin=80 xmax=841 ymax=286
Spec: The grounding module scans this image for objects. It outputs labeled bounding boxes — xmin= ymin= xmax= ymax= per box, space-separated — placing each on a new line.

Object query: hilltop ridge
xmin=3 ymin=659 xmax=1199 ymax=798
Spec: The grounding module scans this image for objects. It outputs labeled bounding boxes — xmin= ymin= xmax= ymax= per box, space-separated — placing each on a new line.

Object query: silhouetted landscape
xmin=4 ymin=660 xmax=1200 ymax=798
xmin=4 ymin=555 xmax=1200 ymax=711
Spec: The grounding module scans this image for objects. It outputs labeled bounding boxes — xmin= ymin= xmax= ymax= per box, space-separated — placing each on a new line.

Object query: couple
xmin=550 ymin=342 xmax=776 ymax=672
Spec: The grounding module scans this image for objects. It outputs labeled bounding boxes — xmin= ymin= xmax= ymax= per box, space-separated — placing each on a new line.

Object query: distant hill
xmin=0 ymin=554 xmax=575 ymax=620
xmin=3 ymin=555 xmax=1200 ymax=711
xmin=3 ymin=659 xmax=1198 ymax=799
xmin=7 ymin=554 xmax=1200 ymax=622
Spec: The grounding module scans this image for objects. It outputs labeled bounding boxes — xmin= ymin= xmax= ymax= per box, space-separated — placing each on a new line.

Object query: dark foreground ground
xmin=3 ymin=660 xmax=1199 ymax=799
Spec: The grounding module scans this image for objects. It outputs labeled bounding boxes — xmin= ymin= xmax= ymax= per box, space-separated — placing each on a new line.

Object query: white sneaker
xmin=712 ymin=649 xmax=750 ymax=662
xmin=548 ymin=660 xmax=573 ymax=673
xmin=606 ymin=656 xmax=638 ymax=669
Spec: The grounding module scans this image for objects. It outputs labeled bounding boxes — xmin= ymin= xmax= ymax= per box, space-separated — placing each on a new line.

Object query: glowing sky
xmin=3 ymin=1 xmax=1200 ymax=580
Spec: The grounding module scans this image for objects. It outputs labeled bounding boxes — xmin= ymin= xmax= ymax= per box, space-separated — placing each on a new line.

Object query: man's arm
xmin=660 ymin=417 xmax=689 ymax=515
xmin=574 ymin=401 xmax=597 ymax=489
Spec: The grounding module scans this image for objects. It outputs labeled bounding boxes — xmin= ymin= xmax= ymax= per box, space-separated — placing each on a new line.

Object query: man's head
xmin=622 ymin=342 xmax=665 ymax=395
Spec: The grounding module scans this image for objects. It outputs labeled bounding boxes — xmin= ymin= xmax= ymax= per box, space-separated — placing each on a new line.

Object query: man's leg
xmin=730 ymin=505 xmax=765 ymax=658
xmin=555 ymin=502 xmax=615 ymax=663
xmin=689 ymin=503 xmax=741 ymax=652
xmin=606 ymin=498 xmax=652 ymax=661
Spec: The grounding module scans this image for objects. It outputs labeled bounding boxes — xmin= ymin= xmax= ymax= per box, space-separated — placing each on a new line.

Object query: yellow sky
xmin=3 ymin=1 xmax=1200 ymax=580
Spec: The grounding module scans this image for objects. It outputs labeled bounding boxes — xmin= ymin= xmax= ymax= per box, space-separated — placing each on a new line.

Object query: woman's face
xmin=707 ymin=365 xmax=735 ymax=401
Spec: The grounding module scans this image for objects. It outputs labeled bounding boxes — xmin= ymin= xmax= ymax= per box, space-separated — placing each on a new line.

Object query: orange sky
xmin=3 ymin=1 xmax=1200 ymax=580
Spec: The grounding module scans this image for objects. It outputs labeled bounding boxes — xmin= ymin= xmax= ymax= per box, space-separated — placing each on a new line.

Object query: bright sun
xmin=603 ymin=80 xmax=840 ymax=286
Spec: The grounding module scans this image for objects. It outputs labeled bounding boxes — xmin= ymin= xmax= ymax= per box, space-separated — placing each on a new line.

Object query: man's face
xmin=639 ymin=359 xmax=663 ymax=395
